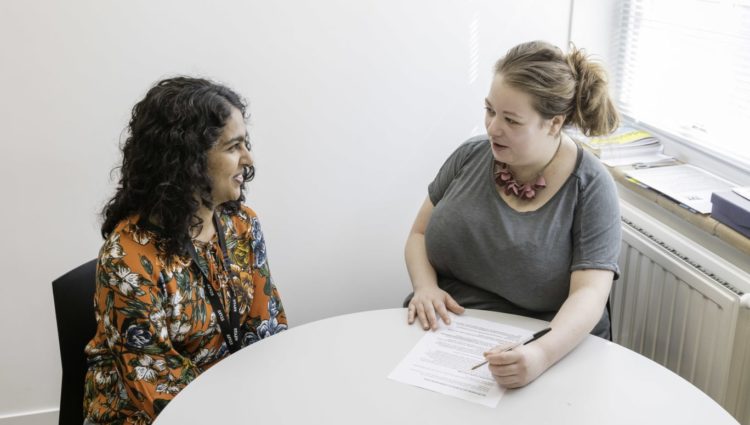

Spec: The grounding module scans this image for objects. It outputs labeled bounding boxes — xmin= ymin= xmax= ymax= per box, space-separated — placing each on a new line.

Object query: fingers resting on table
xmin=406 ymin=287 xmax=465 ymax=330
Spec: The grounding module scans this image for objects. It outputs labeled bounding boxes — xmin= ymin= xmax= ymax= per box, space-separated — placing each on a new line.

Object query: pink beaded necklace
xmin=494 ymin=136 xmax=562 ymax=200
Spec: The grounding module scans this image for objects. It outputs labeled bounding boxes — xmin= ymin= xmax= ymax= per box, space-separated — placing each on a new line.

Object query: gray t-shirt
xmin=425 ymin=136 xmax=621 ymax=338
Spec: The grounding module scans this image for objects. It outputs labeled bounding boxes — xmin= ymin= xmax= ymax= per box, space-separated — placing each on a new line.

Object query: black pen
xmin=470 ymin=327 xmax=552 ymax=370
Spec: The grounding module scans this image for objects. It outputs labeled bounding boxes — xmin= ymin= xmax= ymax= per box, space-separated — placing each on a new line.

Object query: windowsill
xmin=608 ymin=163 xmax=750 ymax=259
xmin=621 ymin=116 xmax=750 ymax=187
xmin=587 ymin=116 xmax=750 ymax=260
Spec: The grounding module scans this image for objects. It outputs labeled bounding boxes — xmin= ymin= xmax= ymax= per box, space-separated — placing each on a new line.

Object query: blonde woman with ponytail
xmin=404 ymin=41 xmax=621 ymax=388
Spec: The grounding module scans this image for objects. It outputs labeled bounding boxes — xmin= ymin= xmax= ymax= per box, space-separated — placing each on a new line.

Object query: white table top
xmin=154 ymin=308 xmax=739 ymax=424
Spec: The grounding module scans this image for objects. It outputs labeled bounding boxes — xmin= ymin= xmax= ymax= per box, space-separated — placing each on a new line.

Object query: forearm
xmin=405 ymin=232 xmax=438 ymax=291
xmin=114 ymin=350 xmax=199 ymax=419
xmin=404 ymin=197 xmax=464 ymax=328
xmin=535 ymin=270 xmax=613 ymax=368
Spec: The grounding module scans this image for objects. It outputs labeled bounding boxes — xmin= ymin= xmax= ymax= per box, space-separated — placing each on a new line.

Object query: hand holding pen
xmin=470 ymin=327 xmax=551 ymax=370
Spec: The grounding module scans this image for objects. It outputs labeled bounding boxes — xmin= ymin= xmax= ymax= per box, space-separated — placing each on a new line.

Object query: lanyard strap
xmin=187 ymin=214 xmax=243 ymax=353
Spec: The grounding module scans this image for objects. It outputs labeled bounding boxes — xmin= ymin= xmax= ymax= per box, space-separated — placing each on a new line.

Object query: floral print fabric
xmin=83 ymin=206 xmax=286 ymax=424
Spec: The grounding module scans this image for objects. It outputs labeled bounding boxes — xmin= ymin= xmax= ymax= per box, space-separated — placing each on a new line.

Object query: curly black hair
xmin=101 ymin=76 xmax=252 ymax=258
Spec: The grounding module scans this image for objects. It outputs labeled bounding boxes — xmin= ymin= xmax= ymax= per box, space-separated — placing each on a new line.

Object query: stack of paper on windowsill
xmin=625 ymin=164 xmax=739 ymax=214
xmin=566 ymin=126 xmax=676 ymax=167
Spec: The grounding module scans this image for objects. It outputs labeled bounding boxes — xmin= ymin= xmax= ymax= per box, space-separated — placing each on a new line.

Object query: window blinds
xmin=614 ymin=0 xmax=750 ymax=162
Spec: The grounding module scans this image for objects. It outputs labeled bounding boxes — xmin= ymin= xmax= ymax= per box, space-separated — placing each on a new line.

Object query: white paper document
xmin=601 ymin=153 xmax=676 ymax=167
xmin=388 ymin=315 xmax=531 ymax=407
xmin=626 ymin=164 xmax=738 ymax=214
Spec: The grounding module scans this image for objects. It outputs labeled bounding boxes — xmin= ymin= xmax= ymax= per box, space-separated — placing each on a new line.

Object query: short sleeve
xmin=428 ymin=139 xmax=480 ymax=205
xmin=570 ymin=156 xmax=622 ymax=279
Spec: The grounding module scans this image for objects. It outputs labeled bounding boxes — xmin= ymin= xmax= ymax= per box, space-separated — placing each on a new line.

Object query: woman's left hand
xmin=484 ymin=343 xmax=549 ymax=388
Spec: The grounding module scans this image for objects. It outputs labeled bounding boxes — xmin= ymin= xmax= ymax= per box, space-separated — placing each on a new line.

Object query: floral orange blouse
xmin=83 ymin=206 xmax=286 ymax=425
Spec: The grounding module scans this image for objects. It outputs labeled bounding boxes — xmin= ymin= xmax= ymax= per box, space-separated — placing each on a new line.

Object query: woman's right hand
xmin=407 ymin=286 xmax=465 ymax=330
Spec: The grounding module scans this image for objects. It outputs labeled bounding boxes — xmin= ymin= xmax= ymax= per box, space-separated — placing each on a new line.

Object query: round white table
xmin=153 ymin=308 xmax=739 ymax=424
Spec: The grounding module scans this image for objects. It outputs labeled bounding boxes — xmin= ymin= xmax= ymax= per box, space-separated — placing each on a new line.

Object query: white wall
xmin=569 ymin=0 xmax=620 ymax=70
xmin=0 ymin=0 xmax=571 ymax=422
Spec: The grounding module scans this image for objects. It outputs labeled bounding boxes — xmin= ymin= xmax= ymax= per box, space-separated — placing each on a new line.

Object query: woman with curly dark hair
xmin=83 ymin=77 xmax=287 ymax=425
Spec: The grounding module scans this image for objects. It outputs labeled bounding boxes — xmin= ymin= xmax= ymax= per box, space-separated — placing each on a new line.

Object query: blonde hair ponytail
xmin=565 ymin=46 xmax=619 ymax=136
xmin=494 ymin=41 xmax=619 ymax=136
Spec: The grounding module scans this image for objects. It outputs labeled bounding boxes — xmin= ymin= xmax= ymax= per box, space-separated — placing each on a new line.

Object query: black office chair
xmin=52 ymin=259 xmax=98 ymax=425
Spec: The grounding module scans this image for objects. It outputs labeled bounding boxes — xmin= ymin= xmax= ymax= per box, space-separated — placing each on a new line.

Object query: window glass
xmin=615 ymin=0 xmax=750 ymax=165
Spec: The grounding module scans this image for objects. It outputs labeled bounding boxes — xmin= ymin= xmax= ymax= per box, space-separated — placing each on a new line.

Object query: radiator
xmin=612 ymin=200 xmax=750 ymax=424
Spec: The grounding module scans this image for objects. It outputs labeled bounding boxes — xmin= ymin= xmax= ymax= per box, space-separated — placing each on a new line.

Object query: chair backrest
xmin=52 ymin=259 xmax=98 ymax=425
